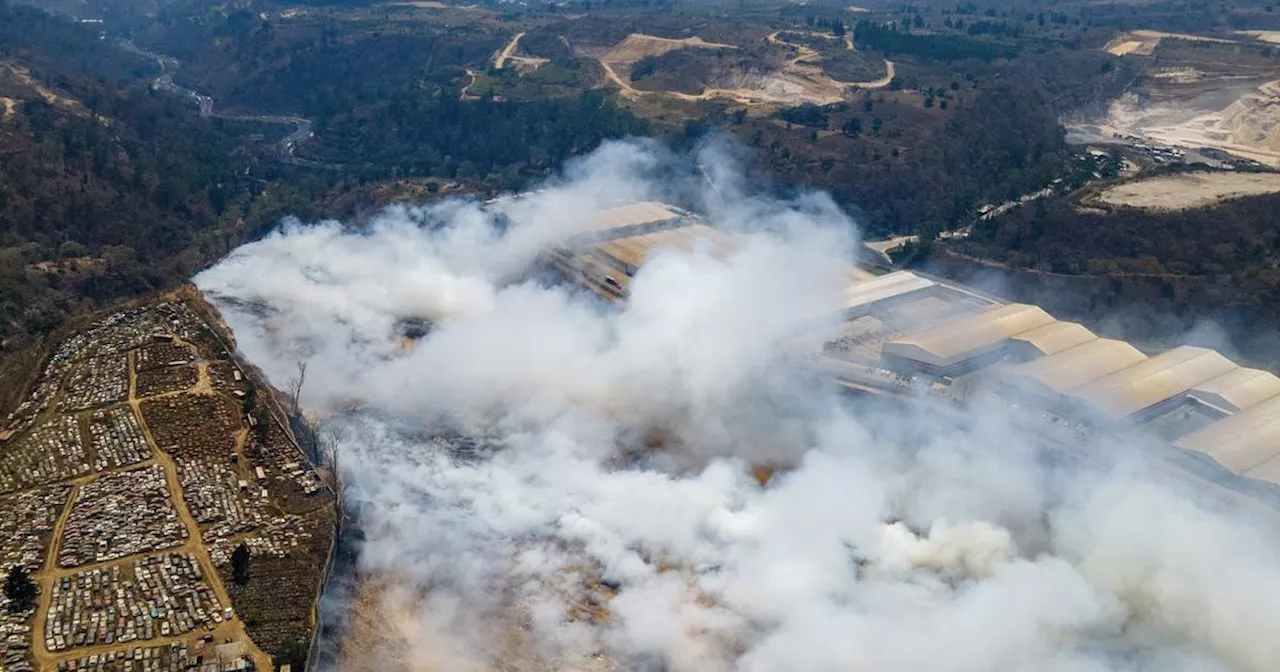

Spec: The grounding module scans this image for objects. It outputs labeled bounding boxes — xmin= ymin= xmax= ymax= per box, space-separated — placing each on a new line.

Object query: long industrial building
xmin=881 ymin=303 xmax=1055 ymax=376
xmin=548 ymin=200 xmax=1280 ymax=499
xmin=1176 ymin=394 xmax=1280 ymax=491
xmin=1001 ymin=338 xmax=1149 ymax=407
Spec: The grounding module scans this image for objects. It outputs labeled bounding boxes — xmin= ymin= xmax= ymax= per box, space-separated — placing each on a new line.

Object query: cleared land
xmin=1104 ymin=30 xmax=1237 ymax=56
xmin=1236 ymin=30 xmax=1280 ymax=44
xmin=601 ymin=33 xmax=737 ymax=63
xmin=1144 ymin=81 xmax=1280 ymax=167
xmin=597 ymin=32 xmax=890 ymax=107
xmin=1093 ymin=171 xmax=1280 ymax=210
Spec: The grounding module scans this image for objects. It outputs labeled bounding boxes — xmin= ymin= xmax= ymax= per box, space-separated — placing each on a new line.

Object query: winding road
xmin=118 ymin=40 xmax=338 ymax=169
xmin=597 ymin=32 xmax=894 ymax=106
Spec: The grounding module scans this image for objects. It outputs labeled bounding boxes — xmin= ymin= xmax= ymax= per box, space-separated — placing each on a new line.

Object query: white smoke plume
xmin=195 ymin=139 xmax=1280 ymax=672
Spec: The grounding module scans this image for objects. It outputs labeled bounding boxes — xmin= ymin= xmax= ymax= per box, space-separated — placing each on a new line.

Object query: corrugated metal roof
xmin=1002 ymin=338 xmax=1148 ymax=399
xmin=882 ymin=303 xmax=1055 ymax=368
xmin=1003 ymin=320 xmax=1095 ymax=355
xmin=1176 ymin=393 xmax=1280 ymax=474
xmin=1068 ymin=346 xmax=1238 ymax=419
xmin=594 ymin=225 xmax=738 ymax=272
xmin=841 ymin=271 xmax=935 ymax=312
xmin=1008 ymin=321 xmax=1097 ymax=357
xmin=1189 ymin=367 xmax=1280 ymax=413
xmin=582 ymin=201 xmax=684 ymax=234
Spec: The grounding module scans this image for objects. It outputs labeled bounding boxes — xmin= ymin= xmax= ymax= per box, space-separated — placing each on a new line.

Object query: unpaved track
xmin=460 ymin=68 xmax=479 ymax=100
xmin=494 ymin=31 xmax=525 ymax=69
xmin=597 ymin=31 xmax=891 ymax=106
xmin=27 ymin=348 xmax=274 ymax=672
xmin=767 ymin=31 xmax=893 ymax=87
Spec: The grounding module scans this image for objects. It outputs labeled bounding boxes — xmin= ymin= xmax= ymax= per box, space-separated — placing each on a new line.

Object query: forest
xmin=0 ymin=0 xmax=1256 ymax=366
xmin=0 ymin=2 xmax=658 ymax=355
xmin=940 ymin=187 xmax=1280 ymax=367
xmin=853 ymin=20 xmax=1020 ymax=62
xmin=958 ymin=190 xmax=1280 ymax=277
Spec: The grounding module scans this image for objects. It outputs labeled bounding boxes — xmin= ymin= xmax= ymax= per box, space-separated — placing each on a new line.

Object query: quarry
xmin=1074 ymin=29 xmax=1280 ymax=171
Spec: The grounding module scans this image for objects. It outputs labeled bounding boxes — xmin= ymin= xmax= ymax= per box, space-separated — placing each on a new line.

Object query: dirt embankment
xmin=1090 ymin=171 xmax=1280 ymax=211
xmin=602 ymin=33 xmax=737 ymax=63
xmin=1083 ymin=78 xmax=1280 ymax=168
xmin=1104 ymin=30 xmax=1237 ymax=56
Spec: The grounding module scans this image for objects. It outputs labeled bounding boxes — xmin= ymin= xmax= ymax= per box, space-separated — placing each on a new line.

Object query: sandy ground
xmin=1094 ymin=171 xmax=1280 ymax=210
xmin=1104 ymin=29 xmax=1237 ymax=56
xmin=0 ymin=96 xmax=15 ymax=121
xmin=1236 ymin=30 xmax=1280 ymax=44
xmin=601 ymin=33 xmax=736 ymax=63
xmin=1084 ymin=80 xmax=1280 ymax=168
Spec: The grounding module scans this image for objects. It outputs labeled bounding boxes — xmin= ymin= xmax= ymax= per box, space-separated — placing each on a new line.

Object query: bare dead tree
xmin=287 ymin=359 xmax=308 ymax=419
xmin=317 ymin=418 xmax=350 ymax=538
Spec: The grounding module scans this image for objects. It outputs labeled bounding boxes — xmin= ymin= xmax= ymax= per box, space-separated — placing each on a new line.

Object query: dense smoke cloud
xmin=195 ymin=139 xmax=1280 ymax=672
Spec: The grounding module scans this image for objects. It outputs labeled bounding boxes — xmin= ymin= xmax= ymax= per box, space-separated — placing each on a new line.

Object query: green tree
xmin=273 ymin=637 xmax=310 ymax=670
xmin=5 ymin=566 xmax=37 ymax=613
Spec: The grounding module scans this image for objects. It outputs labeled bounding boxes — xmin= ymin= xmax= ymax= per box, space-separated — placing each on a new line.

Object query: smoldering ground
xmin=195 ymin=139 xmax=1280 ymax=672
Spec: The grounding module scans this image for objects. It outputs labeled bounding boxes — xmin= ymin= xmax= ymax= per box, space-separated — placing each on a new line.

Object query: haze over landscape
xmin=198 ymin=142 xmax=1280 ymax=671
xmin=4 ymin=0 xmax=1280 ymax=670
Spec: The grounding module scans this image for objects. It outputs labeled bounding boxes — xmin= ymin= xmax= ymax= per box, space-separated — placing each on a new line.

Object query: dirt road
xmin=27 ymin=348 xmax=274 ymax=672
xmin=597 ymin=31 xmax=891 ymax=106
xmin=767 ymin=31 xmax=894 ymax=87
xmin=494 ymin=31 xmax=525 ymax=69
xmin=460 ymin=68 xmax=479 ymax=100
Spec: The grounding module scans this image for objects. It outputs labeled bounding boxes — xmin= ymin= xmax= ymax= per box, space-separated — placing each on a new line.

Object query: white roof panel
xmin=1068 ymin=346 xmax=1238 ymax=419
xmin=1008 ymin=321 xmax=1097 ymax=357
xmin=1176 ymin=393 xmax=1280 ymax=474
xmin=580 ymin=201 xmax=685 ymax=235
xmin=1002 ymin=338 xmax=1148 ymax=400
xmin=841 ymin=271 xmax=936 ymax=312
xmin=882 ymin=303 xmax=1055 ymax=369
xmin=1189 ymin=367 xmax=1280 ymax=413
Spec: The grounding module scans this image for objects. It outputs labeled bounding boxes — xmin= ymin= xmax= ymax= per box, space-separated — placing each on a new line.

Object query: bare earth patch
xmin=596 ymin=31 xmax=891 ymax=108
xmin=1081 ymin=81 xmax=1280 ymax=168
xmin=1236 ymin=30 xmax=1280 ymax=45
xmin=1094 ymin=171 xmax=1280 ymax=211
xmin=1104 ymin=30 xmax=1236 ymax=56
